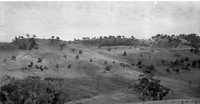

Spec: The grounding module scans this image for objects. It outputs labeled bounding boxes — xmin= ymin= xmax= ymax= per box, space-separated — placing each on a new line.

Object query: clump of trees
xmin=128 ymin=74 xmax=170 ymax=101
xmin=169 ymin=57 xmax=200 ymax=72
xmin=190 ymin=48 xmax=199 ymax=53
xmin=120 ymin=63 xmax=131 ymax=68
xmin=0 ymin=79 xmax=68 ymax=104
xmin=12 ymin=35 xmax=39 ymax=50
xmin=143 ymin=65 xmax=155 ymax=74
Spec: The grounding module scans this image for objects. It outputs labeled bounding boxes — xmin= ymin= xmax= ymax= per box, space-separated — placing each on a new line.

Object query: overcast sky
xmin=0 ymin=1 xmax=200 ymax=42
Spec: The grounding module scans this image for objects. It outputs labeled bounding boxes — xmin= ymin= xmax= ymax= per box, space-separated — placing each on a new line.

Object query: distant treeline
xmin=74 ymin=35 xmax=139 ymax=46
xmin=151 ymin=33 xmax=200 ymax=49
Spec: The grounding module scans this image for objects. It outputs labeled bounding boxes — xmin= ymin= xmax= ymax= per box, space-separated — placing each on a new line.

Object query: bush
xmin=123 ymin=51 xmax=127 ymax=56
xmin=185 ymin=57 xmax=189 ymax=61
xmin=137 ymin=61 xmax=142 ymax=66
xmin=105 ymin=66 xmax=111 ymax=71
xmin=107 ymin=48 xmax=111 ymax=51
xmin=72 ymin=48 xmax=75 ymax=52
xmin=11 ymin=55 xmax=16 ymax=60
xmin=75 ymin=55 xmax=79 ymax=59
xmin=67 ymin=64 xmax=72 ymax=68
xmin=166 ymin=68 xmax=170 ymax=73
xmin=79 ymin=50 xmax=83 ymax=54
xmin=64 ymin=55 xmax=67 ymax=59
xmin=37 ymin=58 xmax=42 ymax=63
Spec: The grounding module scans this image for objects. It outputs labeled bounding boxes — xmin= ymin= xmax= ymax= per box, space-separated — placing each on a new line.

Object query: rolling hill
xmin=0 ymin=35 xmax=200 ymax=104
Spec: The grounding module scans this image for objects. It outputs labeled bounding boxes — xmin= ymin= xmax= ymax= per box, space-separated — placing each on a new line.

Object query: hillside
xmin=0 ymin=34 xmax=200 ymax=104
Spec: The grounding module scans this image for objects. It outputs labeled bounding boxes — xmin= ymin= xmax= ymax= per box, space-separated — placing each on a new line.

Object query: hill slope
xmin=0 ymin=38 xmax=200 ymax=104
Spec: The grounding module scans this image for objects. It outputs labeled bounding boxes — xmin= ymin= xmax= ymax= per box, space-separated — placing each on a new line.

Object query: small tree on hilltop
xmin=26 ymin=34 xmax=30 ymax=38
xmin=52 ymin=36 xmax=55 ymax=39
xmin=56 ymin=37 xmax=60 ymax=41
xmin=33 ymin=34 xmax=36 ymax=38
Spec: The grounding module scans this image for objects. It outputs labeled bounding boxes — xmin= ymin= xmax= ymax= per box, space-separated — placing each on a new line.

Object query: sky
xmin=0 ymin=1 xmax=200 ymax=42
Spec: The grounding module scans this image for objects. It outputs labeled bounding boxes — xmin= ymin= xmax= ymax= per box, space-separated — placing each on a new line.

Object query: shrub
xmin=185 ymin=57 xmax=189 ymax=61
xmin=79 ymin=50 xmax=83 ymax=54
xmin=137 ymin=61 xmax=142 ymax=66
xmin=72 ymin=48 xmax=75 ymax=52
xmin=75 ymin=55 xmax=79 ymax=59
xmin=67 ymin=64 xmax=72 ymax=68
xmin=123 ymin=51 xmax=127 ymax=56
xmin=11 ymin=55 xmax=16 ymax=60
xmin=107 ymin=48 xmax=111 ymax=51
xmin=56 ymin=64 xmax=59 ymax=68
xmin=64 ymin=55 xmax=67 ymax=59
xmin=176 ymin=69 xmax=179 ymax=73
xmin=166 ymin=68 xmax=170 ymax=73
xmin=37 ymin=58 xmax=42 ymax=63
xmin=59 ymin=44 xmax=64 ymax=50
xmin=105 ymin=66 xmax=111 ymax=71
